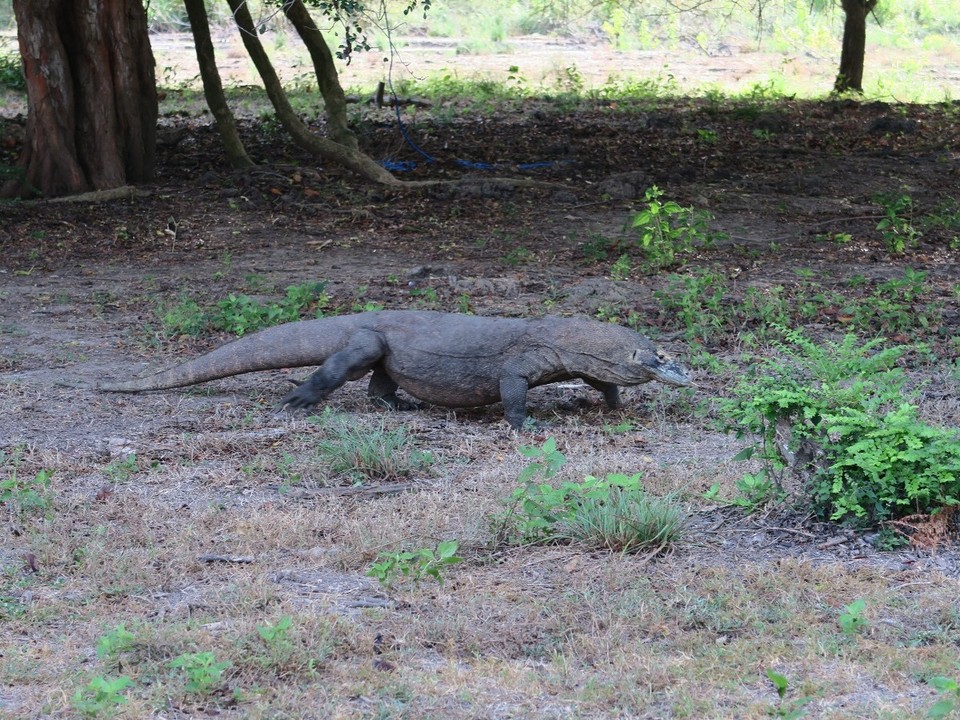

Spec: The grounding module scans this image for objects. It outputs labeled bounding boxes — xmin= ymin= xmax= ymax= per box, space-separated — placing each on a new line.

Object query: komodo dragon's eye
xmin=656 ymin=349 xmax=672 ymax=363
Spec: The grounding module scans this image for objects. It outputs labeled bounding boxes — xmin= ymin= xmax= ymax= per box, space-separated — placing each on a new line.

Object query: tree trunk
xmin=182 ymin=0 xmax=253 ymax=169
xmin=282 ymin=0 xmax=359 ymax=151
xmin=2 ymin=0 xmax=156 ymax=198
xmin=225 ymin=0 xmax=398 ymax=185
xmin=834 ymin=0 xmax=878 ymax=93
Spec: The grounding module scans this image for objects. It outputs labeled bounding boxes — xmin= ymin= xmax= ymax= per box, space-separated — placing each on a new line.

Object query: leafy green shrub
xmin=823 ymin=403 xmax=960 ymax=522
xmin=0 ymin=53 xmax=24 ymax=91
xmin=161 ymin=281 xmax=330 ymax=337
xmin=719 ymin=328 xmax=960 ymax=525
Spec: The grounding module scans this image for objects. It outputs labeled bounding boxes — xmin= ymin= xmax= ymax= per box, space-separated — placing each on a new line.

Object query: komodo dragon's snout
xmin=97 ymin=310 xmax=693 ymax=429
xmin=646 ymin=348 xmax=691 ymax=387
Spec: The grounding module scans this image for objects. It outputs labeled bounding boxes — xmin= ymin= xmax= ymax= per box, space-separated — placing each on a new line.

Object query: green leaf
xmin=766 ymin=668 xmax=789 ymax=698
xmin=928 ymin=698 xmax=957 ymax=719
xmin=929 ymin=676 xmax=959 ymax=692
xmin=732 ymin=446 xmax=756 ymax=461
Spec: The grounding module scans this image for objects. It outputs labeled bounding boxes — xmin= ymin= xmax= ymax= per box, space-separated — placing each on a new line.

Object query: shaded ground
xmin=2 ymin=88 xmax=960 ymax=717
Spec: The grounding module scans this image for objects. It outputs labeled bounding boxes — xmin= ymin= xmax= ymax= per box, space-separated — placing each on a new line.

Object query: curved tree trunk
xmin=225 ymin=0 xmax=399 ymax=185
xmin=2 ymin=0 xmax=156 ymax=198
xmin=183 ymin=0 xmax=253 ymax=169
xmin=834 ymin=0 xmax=877 ymax=93
xmin=282 ymin=0 xmax=359 ymax=151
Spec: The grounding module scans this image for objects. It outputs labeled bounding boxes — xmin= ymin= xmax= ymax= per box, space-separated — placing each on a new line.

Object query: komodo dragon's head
xmin=633 ymin=346 xmax=692 ymax=387
xmin=574 ymin=323 xmax=692 ymax=387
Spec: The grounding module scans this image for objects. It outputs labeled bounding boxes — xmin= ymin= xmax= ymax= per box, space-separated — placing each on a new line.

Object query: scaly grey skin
xmin=98 ymin=310 xmax=692 ymax=429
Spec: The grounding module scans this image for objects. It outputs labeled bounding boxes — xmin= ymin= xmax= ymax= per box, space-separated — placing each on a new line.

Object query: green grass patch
xmin=492 ymin=438 xmax=686 ymax=552
xmin=311 ymin=412 xmax=434 ymax=483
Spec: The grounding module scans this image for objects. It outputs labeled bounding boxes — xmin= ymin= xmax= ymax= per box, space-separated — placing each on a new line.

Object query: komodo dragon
xmin=99 ymin=310 xmax=691 ymax=429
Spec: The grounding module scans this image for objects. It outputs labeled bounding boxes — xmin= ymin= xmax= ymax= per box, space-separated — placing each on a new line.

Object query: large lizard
xmin=99 ymin=310 xmax=691 ymax=429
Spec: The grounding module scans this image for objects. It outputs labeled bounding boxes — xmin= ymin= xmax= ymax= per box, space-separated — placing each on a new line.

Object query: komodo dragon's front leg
xmin=281 ymin=330 xmax=390 ymax=410
xmin=499 ymin=351 xmax=563 ymax=430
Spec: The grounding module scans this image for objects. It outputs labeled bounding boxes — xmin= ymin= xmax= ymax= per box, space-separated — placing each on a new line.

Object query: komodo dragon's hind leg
xmin=281 ymin=330 xmax=387 ymax=410
xmin=367 ymin=365 xmax=421 ymax=411
xmin=584 ymin=379 xmax=622 ymax=409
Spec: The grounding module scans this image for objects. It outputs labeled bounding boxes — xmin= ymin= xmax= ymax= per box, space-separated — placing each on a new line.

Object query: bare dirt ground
xmin=1 ymin=36 xmax=960 ymax=719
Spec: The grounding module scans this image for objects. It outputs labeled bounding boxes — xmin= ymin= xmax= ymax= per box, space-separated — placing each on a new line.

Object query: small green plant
xmin=258 ymin=615 xmax=293 ymax=648
xmin=103 ymin=454 xmax=137 ymax=483
xmin=741 ymin=285 xmax=791 ymax=338
xmin=160 ymin=298 xmax=207 ymax=336
xmin=96 ymin=625 xmax=137 ymax=668
xmin=705 ymin=467 xmax=783 ymax=512
xmin=0 ymin=451 xmax=52 ymax=516
xmin=696 ymin=128 xmax=718 ymax=144
xmin=928 ymin=673 xmax=960 ymax=719
xmin=409 ymin=286 xmax=439 ymax=306
xmin=169 ymin=651 xmax=232 ymax=696
xmin=875 ymin=191 xmax=922 ymax=254
xmin=654 ymin=269 xmax=728 ymax=343
xmin=313 ymin=415 xmax=432 ymax=482
xmin=627 ymin=185 xmax=715 ymax=270
xmin=367 ymin=539 xmax=463 ymax=590
xmin=71 ymin=676 xmax=134 ymax=718
xmin=838 ymin=598 xmax=868 ymax=635
xmin=851 ymin=268 xmax=941 ymax=335
xmin=766 ymin=669 xmax=812 ymax=719
xmin=581 ymin=232 xmax=614 ymax=261
xmin=609 ymin=253 xmax=632 ymax=280
xmin=257 ymin=615 xmax=296 ymax=666
xmin=517 ymin=436 xmax=566 ymax=483
xmin=502 ymin=246 xmax=533 ymax=267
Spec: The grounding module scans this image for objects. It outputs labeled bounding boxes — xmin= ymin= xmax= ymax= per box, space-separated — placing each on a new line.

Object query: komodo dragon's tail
xmin=98 ymin=317 xmax=349 ymax=392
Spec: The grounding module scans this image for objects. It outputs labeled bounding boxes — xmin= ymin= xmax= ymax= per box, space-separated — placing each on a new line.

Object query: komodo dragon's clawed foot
xmin=280 ymin=383 xmax=325 ymax=411
xmin=370 ymin=396 xmax=422 ymax=411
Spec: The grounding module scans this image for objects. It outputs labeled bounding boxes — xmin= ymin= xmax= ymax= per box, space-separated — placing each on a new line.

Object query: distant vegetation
xmin=2 ymin=0 xmax=958 ymax=98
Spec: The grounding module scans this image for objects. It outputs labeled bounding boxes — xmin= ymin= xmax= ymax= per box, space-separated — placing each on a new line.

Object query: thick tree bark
xmin=834 ymin=0 xmax=878 ymax=93
xmin=225 ymin=0 xmax=398 ymax=185
xmin=182 ymin=0 xmax=254 ymax=169
xmin=3 ymin=0 xmax=156 ymax=198
xmin=282 ymin=0 xmax=359 ymax=151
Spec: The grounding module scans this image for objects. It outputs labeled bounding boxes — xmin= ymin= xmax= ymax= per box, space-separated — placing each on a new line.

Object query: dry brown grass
xmin=3 ymin=407 xmax=959 ymax=718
